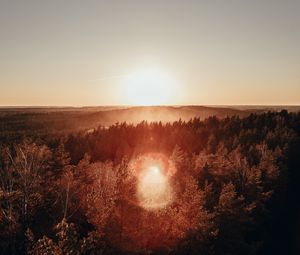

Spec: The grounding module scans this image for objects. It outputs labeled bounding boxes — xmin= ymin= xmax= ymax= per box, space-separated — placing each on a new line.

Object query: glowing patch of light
xmin=137 ymin=165 xmax=173 ymax=210
xmin=123 ymin=68 xmax=177 ymax=106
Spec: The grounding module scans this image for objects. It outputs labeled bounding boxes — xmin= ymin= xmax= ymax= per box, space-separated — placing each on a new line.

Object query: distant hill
xmin=88 ymin=106 xmax=249 ymax=125
xmin=0 ymin=106 xmax=299 ymax=138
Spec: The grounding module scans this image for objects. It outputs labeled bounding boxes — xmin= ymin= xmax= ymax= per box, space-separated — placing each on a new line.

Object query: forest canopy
xmin=1 ymin=110 xmax=300 ymax=254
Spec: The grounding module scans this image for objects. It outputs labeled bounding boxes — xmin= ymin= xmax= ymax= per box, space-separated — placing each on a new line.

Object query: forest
xmin=1 ymin=110 xmax=300 ymax=255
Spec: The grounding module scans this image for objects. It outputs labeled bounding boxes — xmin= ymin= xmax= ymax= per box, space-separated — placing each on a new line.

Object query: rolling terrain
xmin=0 ymin=106 xmax=299 ymax=137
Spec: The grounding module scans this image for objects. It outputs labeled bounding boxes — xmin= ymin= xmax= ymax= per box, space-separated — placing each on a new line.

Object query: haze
xmin=1 ymin=0 xmax=300 ymax=106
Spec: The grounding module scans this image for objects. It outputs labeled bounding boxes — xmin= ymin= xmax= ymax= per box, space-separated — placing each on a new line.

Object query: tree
xmin=0 ymin=140 xmax=51 ymax=254
xmin=80 ymin=161 xmax=118 ymax=236
xmin=214 ymin=182 xmax=258 ymax=255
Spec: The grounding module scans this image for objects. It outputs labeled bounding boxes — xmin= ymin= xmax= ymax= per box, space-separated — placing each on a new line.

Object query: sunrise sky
xmin=1 ymin=0 xmax=300 ymax=106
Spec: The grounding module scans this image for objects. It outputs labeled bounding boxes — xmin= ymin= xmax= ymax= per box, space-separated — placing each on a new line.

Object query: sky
xmin=0 ymin=0 xmax=300 ymax=106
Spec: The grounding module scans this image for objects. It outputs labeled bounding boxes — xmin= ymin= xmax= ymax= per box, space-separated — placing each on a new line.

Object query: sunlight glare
xmin=124 ymin=68 xmax=176 ymax=106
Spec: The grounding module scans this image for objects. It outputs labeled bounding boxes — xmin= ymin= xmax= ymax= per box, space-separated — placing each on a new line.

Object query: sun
xmin=124 ymin=68 xmax=176 ymax=106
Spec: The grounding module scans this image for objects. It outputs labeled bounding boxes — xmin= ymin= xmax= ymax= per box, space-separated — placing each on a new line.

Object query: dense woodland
xmin=1 ymin=110 xmax=300 ymax=254
xmin=0 ymin=106 xmax=260 ymax=142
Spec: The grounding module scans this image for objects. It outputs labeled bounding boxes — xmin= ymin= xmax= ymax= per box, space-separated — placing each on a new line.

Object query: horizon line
xmin=0 ymin=104 xmax=300 ymax=108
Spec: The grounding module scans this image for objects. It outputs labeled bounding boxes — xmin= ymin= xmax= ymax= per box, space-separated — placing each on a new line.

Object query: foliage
xmin=1 ymin=110 xmax=300 ymax=254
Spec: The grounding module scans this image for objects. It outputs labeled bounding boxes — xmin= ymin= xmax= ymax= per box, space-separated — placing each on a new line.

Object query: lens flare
xmin=137 ymin=166 xmax=173 ymax=210
xmin=109 ymin=153 xmax=199 ymax=252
